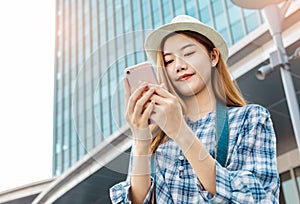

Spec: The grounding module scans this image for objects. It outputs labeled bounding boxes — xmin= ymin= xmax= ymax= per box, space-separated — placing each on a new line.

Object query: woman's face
xmin=162 ymin=34 xmax=218 ymax=97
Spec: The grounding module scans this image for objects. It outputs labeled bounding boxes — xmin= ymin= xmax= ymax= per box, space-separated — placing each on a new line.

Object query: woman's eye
xmin=165 ymin=59 xmax=174 ymax=65
xmin=184 ymin=51 xmax=195 ymax=57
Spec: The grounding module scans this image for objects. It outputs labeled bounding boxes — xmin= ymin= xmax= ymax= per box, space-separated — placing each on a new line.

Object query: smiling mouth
xmin=177 ymin=73 xmax=195 ymax=81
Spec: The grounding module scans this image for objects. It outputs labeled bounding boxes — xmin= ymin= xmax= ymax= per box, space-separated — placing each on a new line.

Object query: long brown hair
xmin=150 ymin=30 xmax=246 ymax=154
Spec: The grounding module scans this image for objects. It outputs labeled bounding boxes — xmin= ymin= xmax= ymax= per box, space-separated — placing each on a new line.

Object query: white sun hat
xmin=144 ymin=15 xmax=229 ymax=65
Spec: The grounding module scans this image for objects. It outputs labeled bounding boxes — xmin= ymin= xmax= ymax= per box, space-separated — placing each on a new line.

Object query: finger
xmin=148 ymin=83 xmax=173 ymax=98
xmin=142 ymin=101 xmax=151 ymax=113
xmin=141 ymin=100 xmax=155 ymax=123
xmin=132 ymin=88 xmax=155 ymax=118
xmin=149 ymin=94 xmax=168 ymax=105
xmin=127 ymin=83 xmax=149 ymax=115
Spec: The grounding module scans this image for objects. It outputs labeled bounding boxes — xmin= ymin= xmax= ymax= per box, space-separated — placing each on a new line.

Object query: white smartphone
xmin=124 ymin=61 xmax=158 ymax=94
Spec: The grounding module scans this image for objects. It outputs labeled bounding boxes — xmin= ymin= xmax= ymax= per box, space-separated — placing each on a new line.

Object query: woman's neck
xmin=183 ymin=86 xmax=216 ymax=121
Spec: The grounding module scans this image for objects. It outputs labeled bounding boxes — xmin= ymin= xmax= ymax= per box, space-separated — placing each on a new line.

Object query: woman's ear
xmin=210 ymin=48 xmax=220 ymax=67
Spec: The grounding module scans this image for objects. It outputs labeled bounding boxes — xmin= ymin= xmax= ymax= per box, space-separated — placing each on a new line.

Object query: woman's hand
xmin=124 ymin=79 xmax=154 ymax=203
xmin=124 ymin=78 xmax=155 ymax=142
xmin=148 ymin=84 xmax=185 ymax=140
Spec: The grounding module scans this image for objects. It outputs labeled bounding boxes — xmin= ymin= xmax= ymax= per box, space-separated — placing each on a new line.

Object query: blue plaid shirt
xmin=110 ymin=104 xmax=280 ymax=203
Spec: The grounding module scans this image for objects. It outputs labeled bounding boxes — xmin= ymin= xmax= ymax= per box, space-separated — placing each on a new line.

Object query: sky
xmin=0 ymin=1 xmax=55 ymax=192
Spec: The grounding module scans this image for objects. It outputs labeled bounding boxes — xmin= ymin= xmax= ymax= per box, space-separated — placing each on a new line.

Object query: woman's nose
xmin=175 ymin=57 xmax=187 ymax=73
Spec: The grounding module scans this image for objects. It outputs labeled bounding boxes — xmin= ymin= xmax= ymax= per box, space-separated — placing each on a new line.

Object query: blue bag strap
xmin=151 ymin=154 xmax=155 ymax=178
xmin=216 ymin=100 xmax=229 ymax=167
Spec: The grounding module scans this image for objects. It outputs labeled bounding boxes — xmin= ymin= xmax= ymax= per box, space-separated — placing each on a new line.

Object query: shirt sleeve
xmin=200 ymin=105 xmax=280 ymax=203
xmin=109 ymin=177 xmax=155 ymax=204
xmin=109 ymin=179 xmax=132 ymax=204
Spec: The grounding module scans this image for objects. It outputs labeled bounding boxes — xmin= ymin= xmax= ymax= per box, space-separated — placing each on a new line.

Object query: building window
xmin=280 ymin=168 xmax=300 ymax=203
xmin=185 ymin=1 xmax=196 ymax=17
xmin=243 ymin=9 xmax=260 ymax=33
xmin=230 ymin=20 xmax=244 ymax=44
xmin=162 ymin=0 xmax=172 ymax=23
xmin=294 ymin=167 xmax=300 ymax=196
xmin=141 ymin=0 xmax=151 ymax=30
xmin=173 ymin=0 xmax=184 ymax=16
xmin=151 ymin=0 xmax=161 ymax=28
xmin=199 ymin=5 xmax=211 ymax=26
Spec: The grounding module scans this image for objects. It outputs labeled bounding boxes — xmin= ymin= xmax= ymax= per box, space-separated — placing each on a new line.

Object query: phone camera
xmin=126 ymin=70 xmax=130 ymax=75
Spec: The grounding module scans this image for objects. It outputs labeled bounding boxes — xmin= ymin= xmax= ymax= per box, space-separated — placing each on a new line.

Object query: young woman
xmin=110 ymin=15 xmax=280 ymax=203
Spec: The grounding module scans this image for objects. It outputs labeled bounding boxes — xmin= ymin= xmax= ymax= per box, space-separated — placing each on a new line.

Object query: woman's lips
xmin=177 ymin=73 xmax=195 ymax=81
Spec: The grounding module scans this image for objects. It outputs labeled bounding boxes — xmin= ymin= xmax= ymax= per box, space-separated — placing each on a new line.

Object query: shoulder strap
xmin=150 ymin=154 xmax=155 ymax=178
xmin=216 ymin=100 xmax=229 ymax=167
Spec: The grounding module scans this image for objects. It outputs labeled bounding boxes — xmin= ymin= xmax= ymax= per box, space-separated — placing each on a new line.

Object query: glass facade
xmin=279 ymin=166 xmax=300 ymax=203
xmin=53 ymin=0 xmax=264 ymax=175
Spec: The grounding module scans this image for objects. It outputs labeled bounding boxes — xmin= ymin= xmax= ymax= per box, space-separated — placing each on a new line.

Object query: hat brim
xmin=144 ymin=22 xmax=229 ymax=65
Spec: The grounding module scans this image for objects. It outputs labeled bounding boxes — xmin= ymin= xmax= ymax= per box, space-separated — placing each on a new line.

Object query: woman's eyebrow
xmin=180 ymin=44 xmax=196 ymax=51
xmin=163 ymin=52 xmax=171 ymax=57
xmin=163 ymin=44 xmax=196 ymax=57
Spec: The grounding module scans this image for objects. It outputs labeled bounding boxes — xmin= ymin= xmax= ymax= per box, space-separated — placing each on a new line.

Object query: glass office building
xmin=53 ymin=0 xmax=264 ymax=176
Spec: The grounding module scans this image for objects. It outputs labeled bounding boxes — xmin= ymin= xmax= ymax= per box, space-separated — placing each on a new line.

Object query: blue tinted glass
xmin=56 ymin=153 xmax=62 ymax=175
xmin=198 ymin=0 xmax=209 ymax=8
xmin=135 ymin=51 xmax=145 ymax=64
xmin=115 ymin=0 xmax=123 ymax=35
xmin=243 ymin=10 xmax=259 ymax=33
xmin=226 ymin=0 xmax=234 ymax=8
xmin=212 ymin=0 xmax=226 ymax=34
xmin=125 ymin=34 xmax=134 ymax=64
xmin=99 ymin=1 xmax=106 ymax=44
xmin=126 ymin=54 xmax=134 ymax=67
xmin=132 ymin=0 xmax=141 ymax=30
xmin=227 ymin=2 xmax=245 ymax=44
xmin=123 ymin=1 xmax=131 ymax=32
xmin=198 ymin=0 xmax=213 ymax=26
xmin=79 ymin=141 xmax=86 ymax=158
xmin=215 ymin=12 xmax=226 ymax=31
xmin=162 ymin=0 xmax=172 ymax=23
xmin=107 ymin=1 xmax=114 ymax=40
xmin=230 ymin=20 xmax=244 ymax=43
xmin=141 ymin=0 xmax=151 ymax=29
xmin=173 ymin=0 xmax=184 ymax=16
xmin=211 ymin=0 xmax=223 ymax=15
xmin=102 ymin=98 xmax=110 ymax=136
xmin=103 ymin=128 xmax=109 ymax=138
xmin=109 ymin=66 xmax=116 ymax=99
xmin=219 ymin=28 xmax=230 ymax=47
xmin=119 ymin=81 xmax=125 ymax=124
xmin=152 ymin=1 xmax=161 ymax=28
xmin=71 ymin=145 xmax=77 ymax=164
xmin=228 ymin=5 xmax=242 ymax=24
xmin=200 ymin=6 xmax=211 ymax=24
xmin=186 ymin=1 xmax=196 ymax=17
xmin=280 ymin=171 xmax=298 ymax=204
xmin=101 ymin=74 xmax=108 ymax=100
xmin=117 ymin=58 xmax=125 ymax=78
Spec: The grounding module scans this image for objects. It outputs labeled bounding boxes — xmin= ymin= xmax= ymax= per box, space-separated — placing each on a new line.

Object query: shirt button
xmin=116 ymin=190 xmax=122 ymax=196
xmin=178 ymin=155 xmax=184 ymax=161
xmin=178 ymin=166 xmax=184 ymax=171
